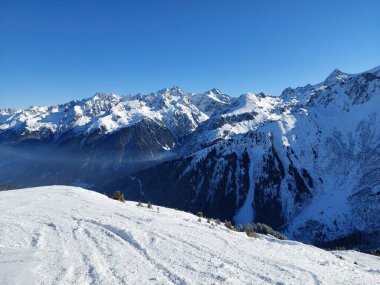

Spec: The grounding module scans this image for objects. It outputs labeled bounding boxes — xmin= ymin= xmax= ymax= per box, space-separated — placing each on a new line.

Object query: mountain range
xmin=1 ymin=65 xmax=379 ymax=249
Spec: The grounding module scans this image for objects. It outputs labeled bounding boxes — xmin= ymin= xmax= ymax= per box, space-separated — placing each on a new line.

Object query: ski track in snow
xmin=0 ymin=186 xmax=379 ymax=285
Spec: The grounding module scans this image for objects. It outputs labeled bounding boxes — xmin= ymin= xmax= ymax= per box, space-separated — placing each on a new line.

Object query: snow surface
xmin=1 ymin=186 xmax=379 ymax=285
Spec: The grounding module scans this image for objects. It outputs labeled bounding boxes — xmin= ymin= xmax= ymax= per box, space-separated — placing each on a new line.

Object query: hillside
xmin=0 ymin=186 xmax=379 ymax=284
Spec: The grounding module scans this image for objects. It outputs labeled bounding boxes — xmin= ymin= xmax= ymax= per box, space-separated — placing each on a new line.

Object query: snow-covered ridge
xmin=1 ymin=186 xmax=379 ymax=285
xmin=181 ymin=65 xmax=380 ymax=153
xmin=0 ymin=87 xmax=235 ymax=139
xmin=281 ymin=65 xmax=380 ymax=106
xmin=1 ymin=66 xmax=379 ymax=142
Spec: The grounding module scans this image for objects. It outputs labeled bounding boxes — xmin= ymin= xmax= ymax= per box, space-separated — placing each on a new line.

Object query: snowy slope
xmin=0 ymin=186 xmax=379 ymax=285
xmin=182 ymin=92 xmax=282 ymax=153
xmin=188 ymin=88 xmax=235 ymax=116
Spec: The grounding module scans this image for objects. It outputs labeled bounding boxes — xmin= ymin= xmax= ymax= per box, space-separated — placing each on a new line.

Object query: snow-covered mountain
xmin=1 ymin=65 xmax=379 ymax=249
xmin=188 ymin=88 xmax=234 ymax=116
xmin=181 ymin=92 xmax=282 ymax=154
xmin=1 ymin=186 xmax=379 ymax=285
xmin=113 ymin=66 xmax=380 ymax=249
xmin=0 ymin=87 xmax=234 ymax=188
xmin=0 ymin=86 xmax=229 ymax=142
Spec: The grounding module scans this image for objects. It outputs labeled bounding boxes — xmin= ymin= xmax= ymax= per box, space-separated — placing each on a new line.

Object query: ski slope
xmin=0 ymin=186 xmax=379 ymax=285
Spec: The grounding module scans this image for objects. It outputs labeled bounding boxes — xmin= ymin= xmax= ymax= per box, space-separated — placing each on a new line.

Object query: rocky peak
xmin=324 ymin=68 xmax=348 ymax=84
xmin=209 ymin=88 xmax=222 ymax=95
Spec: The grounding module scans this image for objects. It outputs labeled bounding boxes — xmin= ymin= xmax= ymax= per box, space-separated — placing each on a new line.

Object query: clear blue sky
xmin=1 ymin=0 xmax=379 ymax=108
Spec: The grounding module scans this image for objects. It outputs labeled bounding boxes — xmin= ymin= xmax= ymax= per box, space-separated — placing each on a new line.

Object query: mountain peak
xmin=157 ymin=86 xmax=185 ymax=96
xmin=0 ymin=108 xmax=19 ymax=116
xmin=170 ymin=85 xmax=182 ymax=91
xmin=91 ymin=92 xmax=120 ymax=102
xmin=92 ymin=92 xmax=107 ymax=99
xmin=324 ymin=68 xmax=348 ymax=83
xmin=241 ymin=92 xmax=257 ymax=100
xmin=209 ymin=88 xmax=222 ymax=95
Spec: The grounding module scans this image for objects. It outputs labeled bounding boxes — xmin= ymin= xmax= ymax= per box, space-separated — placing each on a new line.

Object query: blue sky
xmin=1 ymin=0 xmax=379 ymax=108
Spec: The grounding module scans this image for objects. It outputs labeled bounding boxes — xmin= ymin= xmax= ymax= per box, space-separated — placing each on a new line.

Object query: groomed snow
xmin=0 ymin=186 xmax=379 ymax=285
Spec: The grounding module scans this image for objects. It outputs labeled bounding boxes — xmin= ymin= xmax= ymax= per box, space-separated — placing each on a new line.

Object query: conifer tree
xmin=112 ymin=191 xmax=125 ymax=202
